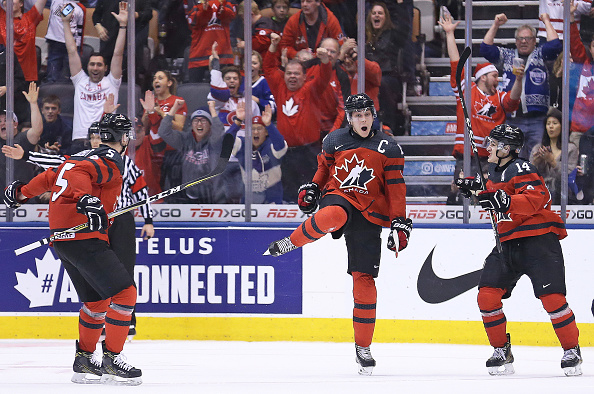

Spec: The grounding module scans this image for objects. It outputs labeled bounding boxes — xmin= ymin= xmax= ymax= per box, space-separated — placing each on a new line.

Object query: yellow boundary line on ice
xmin=1 ymin=316 xmax=593 ymax=346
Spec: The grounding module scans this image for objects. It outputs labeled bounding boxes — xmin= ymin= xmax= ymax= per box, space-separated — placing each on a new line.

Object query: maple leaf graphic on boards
xmin=333 ymin=153 xmax=375 ymax=190
xmin=282 ymin=97 xmax=299 ymax=117
xmin=14 ymin=249 xmax=62 ymax=308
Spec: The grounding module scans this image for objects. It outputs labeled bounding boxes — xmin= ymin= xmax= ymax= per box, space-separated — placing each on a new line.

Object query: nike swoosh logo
xmin=335 ymin=144 xmax=344 ymax=150
xmin=543 ymin=283 xmax=551 ymax=288
xmin=417 ymin=246 xmax=483 ymax=304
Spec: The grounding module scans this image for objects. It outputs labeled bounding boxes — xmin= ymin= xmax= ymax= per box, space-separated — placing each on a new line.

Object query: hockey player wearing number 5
xmin=3 ymin=114 xmax=142 ymax=385
xmin=264 ymin=93 xmax=412 ymax=376
xmin=456 ymin=124 xmax=582 ymax=377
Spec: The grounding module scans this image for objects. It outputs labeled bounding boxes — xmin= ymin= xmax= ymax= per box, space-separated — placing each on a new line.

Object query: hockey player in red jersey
xmin=264 ymin=93 xmax=412 ymax=375
xmin=4 ymin=114 xmax=142 ymax=385
xmin=456 ymin=124 xmax=582 ymax=377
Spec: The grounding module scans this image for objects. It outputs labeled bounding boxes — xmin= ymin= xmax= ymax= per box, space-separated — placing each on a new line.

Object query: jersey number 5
xmin=51 ymin=163 xmax=76 ymax=202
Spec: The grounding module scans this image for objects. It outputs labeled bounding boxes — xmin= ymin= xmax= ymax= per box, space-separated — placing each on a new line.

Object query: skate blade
xmin=358 ymin=365 xmax=374 ymax=376
xmin=100 ymin=374 xmax=142 ymax=386
xmin=563 ymin=364 xmax=583 ymax=376
xmin=71 ymin=372 xmax=102 ymax=384
xmin=263 ymin=249 xmax=271 ymax=256
xmin=488 ymin=363 xmax=515 ymax=376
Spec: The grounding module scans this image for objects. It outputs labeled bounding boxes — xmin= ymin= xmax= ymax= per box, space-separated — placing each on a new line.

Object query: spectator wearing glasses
xmin=481 ymin=13 xmax=561 ymax=159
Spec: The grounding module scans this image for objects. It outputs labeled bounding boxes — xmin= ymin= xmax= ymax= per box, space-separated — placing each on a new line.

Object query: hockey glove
xmin=4 ymin=180 xmax=28 ymax=208
xmin=297 ymin=182 xmax=321 ymax=214
xmin=478 ymin=189 xmax=510 ymax=213
xmin=387 ymin=217 xmax=413 ymax=253
xmin=76 ymin=194 xmax=108 ymax=232
xmin=455 ymin=175 xmax=483 ymax=198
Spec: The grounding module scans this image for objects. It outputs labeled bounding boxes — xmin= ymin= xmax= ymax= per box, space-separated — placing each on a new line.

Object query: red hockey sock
xmin=477 ymin=287 xmax=508 ymax=348
xmin=78 ymin=299 xmax=110 ymax=353
xmin=290 ymin=205 xmax=348 ymax=247
xmin=104 ymin=285 xmax=137 ymax=354
xmin=352 ymin=272 xmax=377 ymax=347
xmin=540 ymin=293 xmax=580 ymax=350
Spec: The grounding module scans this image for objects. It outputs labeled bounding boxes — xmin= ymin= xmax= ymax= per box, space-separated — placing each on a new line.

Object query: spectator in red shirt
xmin=0 ymin=0 xmax=46 ymax=82
xmin=339 ymin=38 xmax=381 ymax=114
xmin=186 ymin=0 xmax=236 ymax=83
xmin=264 ymin=32 xmax=331 ymax=202
xmin=279 ymin=0 xmax=343 ymax=60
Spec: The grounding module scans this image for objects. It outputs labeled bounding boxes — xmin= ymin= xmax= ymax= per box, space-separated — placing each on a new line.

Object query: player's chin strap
xmin=495 ymin=143 xmax=514 ymax=167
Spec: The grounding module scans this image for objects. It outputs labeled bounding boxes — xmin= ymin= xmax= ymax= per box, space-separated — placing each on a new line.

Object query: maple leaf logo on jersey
xmin=333 ymin=153 xmax=375 ymax=190
xmin=14 ymin=249 xmax=62 ymax=308
xmin=578 ymin=76 xmax=594 ymax=98
xmin=282 ymin=97 xmax=299 ymax=117
xmin=207 ymin=12 xmax=221 ymax=27
xmin=474 ymin=98 xmax=497 ymax=118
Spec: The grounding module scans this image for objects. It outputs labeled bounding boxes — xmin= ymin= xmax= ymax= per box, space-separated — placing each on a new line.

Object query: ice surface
xmin=1 ymin=340 xmax=594 ymax=393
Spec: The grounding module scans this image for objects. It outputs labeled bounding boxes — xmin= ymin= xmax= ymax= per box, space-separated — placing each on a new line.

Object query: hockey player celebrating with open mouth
xmin=264 ymin=93 xmax=412 ymax=375
xmin=4 ymin=114 xmax=142 ymax=385
xmin=456 ymin=124 xmax=582 ymax=377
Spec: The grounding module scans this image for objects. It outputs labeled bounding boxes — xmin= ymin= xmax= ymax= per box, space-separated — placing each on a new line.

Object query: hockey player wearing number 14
xmin=456 ymin=124 xmax=582 ymax=377
xmin=264 ymin=93 xmax=412 ymax=376
xmin=3 ymin=114 xmax=142 ymax=385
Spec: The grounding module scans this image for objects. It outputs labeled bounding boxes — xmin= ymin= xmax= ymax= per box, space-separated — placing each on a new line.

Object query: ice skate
xmin=263 ymin=236 xmax=298 ymax=256
xmin=71 ymin=340 xmax=102 ymax=384
xmin=355 ymin=344 xmax=376 ymax=376
xmin=100 ymin=341 xmax=142 ymax=386
xmin=561 ymin=345 xmax=583 ymax=376
xmin=486 ymin=333 xmax=515 ymax=375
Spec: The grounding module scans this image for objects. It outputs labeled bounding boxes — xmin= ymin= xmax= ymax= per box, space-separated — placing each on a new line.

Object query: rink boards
xmin=1 ymin=222 xmax=593 ymax=346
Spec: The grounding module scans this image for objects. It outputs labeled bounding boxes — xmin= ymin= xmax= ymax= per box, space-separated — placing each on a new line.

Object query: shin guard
xmin=352 ymin=272 xmax=377 ymax=347
xmin=540 ymin=293 xmax=580 ymax=350
xmin=105 ymin=285 xmax=137 ymax=353
xmin=79 ymin=300 xmax=110 ymax=352
xmin=478 ymin=287 xmax=508 ymax=348
xmin=290 ymin=206 xmax=347 ymax=247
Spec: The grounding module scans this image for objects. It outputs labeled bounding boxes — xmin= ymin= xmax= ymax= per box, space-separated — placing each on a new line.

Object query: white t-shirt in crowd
xmin=45 ymin=0 xmax=85 ymax=47
xmin=71 ymin=69 xmax=121 ymax=140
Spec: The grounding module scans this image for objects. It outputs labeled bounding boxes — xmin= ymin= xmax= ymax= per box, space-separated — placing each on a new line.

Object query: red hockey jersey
xmin=486 ymin=158 xmax=566 ymax=242
xmin=313 ymin=127 xmax=406 ymax=227
xmin=450 ymin=60 xmax=520 ymax=158
xmin=20 ymin=146 xmax=124 ymax=243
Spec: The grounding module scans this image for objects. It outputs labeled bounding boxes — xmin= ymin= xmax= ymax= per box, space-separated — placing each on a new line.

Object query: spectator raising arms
xmin=62 ymin=1 xmax=128 ymax=153
xmin=339 ymin=38 xmax=381 ymax=114
xmin=227 ymin=101 xmax=288 ymax=204
xmin=0 ymin=0 xmax=46 ymax=82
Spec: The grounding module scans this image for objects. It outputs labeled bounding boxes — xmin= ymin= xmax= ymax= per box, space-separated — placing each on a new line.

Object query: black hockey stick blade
xmin=14 ymin=133 xmax=235 ymax=256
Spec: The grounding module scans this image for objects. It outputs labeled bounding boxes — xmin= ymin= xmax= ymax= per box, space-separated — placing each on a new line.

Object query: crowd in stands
xmin=3 ymin=0 xmax=594 ymax=206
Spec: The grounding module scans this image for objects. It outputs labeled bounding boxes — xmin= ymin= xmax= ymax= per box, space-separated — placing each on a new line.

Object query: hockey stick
xmin=455 ymin=46 xmax=503 ymax=253
xmin=14 ymin=133 xmax=235 ymax=256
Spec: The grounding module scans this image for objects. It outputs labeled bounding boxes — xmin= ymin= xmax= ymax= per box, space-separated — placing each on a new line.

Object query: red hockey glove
xmin=297 ymin=182 xmax=320 ymax=214
xmin=387 ymin=217 xmax=413 ymax=253
xmin=478 ymin=189 xmax=510 ymax=213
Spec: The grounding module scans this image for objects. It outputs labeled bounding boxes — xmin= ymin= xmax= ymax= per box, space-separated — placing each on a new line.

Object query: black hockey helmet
xmin=345 ymin=93 xmax=377 ymax=121
xmin=488 ymin=123 xmax=524 ymax=154
xmin=98 ymin=113 xmax=134 ymax=143
xmin=87 ymin=121 xmax=100 ymax=138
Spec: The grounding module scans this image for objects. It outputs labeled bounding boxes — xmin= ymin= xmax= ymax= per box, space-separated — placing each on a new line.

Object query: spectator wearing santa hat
xmin=226 ymin=101 xmax=288 ymax=204
xmin=439 ymin=14 xmax=524 ymax=180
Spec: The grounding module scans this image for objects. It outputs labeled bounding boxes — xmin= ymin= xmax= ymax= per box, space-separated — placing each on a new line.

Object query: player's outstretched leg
xmin=561 ymin=345 xmax=583 ymax=376
xmin=264 ymin=236 xmax=298 ymax=256
xmin=486 ymin=333 xmax=515 ymax=375
xmin=99 ymin=341 xmax=142 ymax=386
xmin=355 ymin=344 xmax=376 ymax=375
xmin=71 ymin=340 xmax=102 ymax=384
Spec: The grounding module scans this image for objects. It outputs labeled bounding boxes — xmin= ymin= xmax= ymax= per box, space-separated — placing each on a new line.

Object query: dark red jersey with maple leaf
xmin=450 ymin=60 xmax=520 ymax=158
xmin=20 ymin=146 xmax=124 ymax=243
xmin=312 ymin=127 xmax=406 ymax=228
xmin=486 ymin=158 xmax=566 ymax=242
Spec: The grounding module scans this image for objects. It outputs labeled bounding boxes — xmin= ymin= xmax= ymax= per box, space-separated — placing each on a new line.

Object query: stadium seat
xmin=176 ymin=82 xmax=211 ymax=113
xmin=117 ymin=83 xmax=142 ymax=118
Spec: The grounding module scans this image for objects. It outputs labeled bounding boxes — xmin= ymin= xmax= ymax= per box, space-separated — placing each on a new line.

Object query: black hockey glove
xmin=455 ymin=176 xmax=483 ymax=198
xmin=76 ymin=194 xmax=108 ymax=232
xmin=387 ymin=217 xmax=413 ymax=253
xmin=478 ymin=189 xmax=510 ymax=213
xmin=297 ymin=182 xmax=321 ymax=214
xmin=4 ymin=180 xmax=28 ymax=208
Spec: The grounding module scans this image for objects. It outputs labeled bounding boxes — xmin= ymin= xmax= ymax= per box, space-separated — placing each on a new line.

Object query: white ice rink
xmin=2 ymin=340 xmax=594 ymax=394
